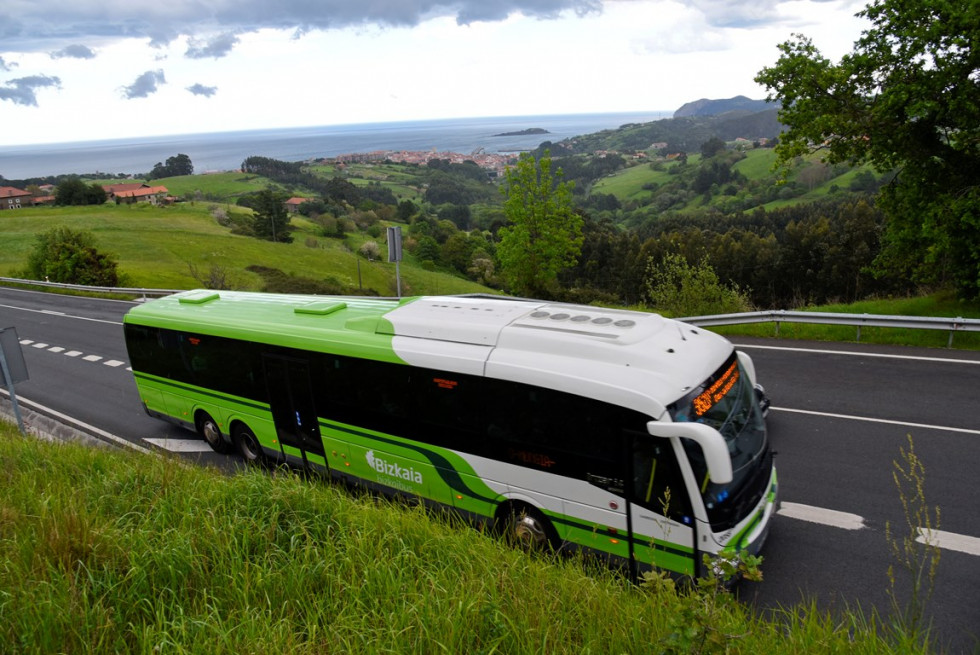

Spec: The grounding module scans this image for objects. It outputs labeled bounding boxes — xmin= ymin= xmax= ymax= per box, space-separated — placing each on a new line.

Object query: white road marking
xmin=772 ymin=406 xmax=980 ymax=436
xmin=0 ymin=302 xmax=123 ymax=326
xmin=1 ymin=390 xmax=151 ymax=454
xmin=736 ymin=343 xmax=980 ymax=366
xmin=778 ymin=503 xmax=980 ymax=557
xmin=918 ymin=529 xmax=980 ymax=557
xmin=143 ymin=438 xmax=214 ymax=453
xmin=19 ymin=337 xmax=128 ymax=368
xmin=778 ymin=502 xmax=866 ymax=530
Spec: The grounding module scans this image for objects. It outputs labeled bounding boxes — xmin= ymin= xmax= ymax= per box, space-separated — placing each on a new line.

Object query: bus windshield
xmin=670 ymin=353 xmax=771 ymax=532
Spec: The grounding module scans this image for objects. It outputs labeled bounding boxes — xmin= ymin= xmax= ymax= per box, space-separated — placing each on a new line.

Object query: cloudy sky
xmin=1 ymin=0 xmax=869 ymax=146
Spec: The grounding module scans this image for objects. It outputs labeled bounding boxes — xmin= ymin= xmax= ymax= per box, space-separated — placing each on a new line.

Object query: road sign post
xmin=387 ymin=225 xmax=403 ymax=298
xmin=0 ymin=326 xmax=29 ymax=435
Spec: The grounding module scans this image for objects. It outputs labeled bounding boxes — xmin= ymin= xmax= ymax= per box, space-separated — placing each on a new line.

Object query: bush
xmin=643 ymin=253 xmax=752 ymax=317
xmin=24 ymin=226 xmax=122 ymax=286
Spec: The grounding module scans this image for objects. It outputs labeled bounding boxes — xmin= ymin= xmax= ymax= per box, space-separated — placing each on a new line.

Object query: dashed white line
xmin=18 ymin=339 xmax=126 ymax=368
xmin=779 ymin=502 xmax=866 ymax=530
xmin=143 ymin=438 xmax=214 ymax=453
xmin=779 ymin=502 xmax=979 ymax=557
xmin=918 ymin=529 xmax=980 ymax=557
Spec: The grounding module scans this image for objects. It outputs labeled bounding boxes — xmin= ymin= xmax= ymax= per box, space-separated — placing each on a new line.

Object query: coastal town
xmin=333 ymin=148 xmax=516 ymax=176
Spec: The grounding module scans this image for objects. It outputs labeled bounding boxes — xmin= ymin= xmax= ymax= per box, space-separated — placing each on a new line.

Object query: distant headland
xmin=491 ymin=128 xmax=550 ymax=137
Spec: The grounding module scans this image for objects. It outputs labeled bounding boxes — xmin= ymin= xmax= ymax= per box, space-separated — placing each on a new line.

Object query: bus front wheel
xmin=197 ymin=412 xmax=231 ymax=454
xmin=503 ymin=505 xmax=555 ymax=552
xmin=233 ymin=424 xmax=264 ymax=465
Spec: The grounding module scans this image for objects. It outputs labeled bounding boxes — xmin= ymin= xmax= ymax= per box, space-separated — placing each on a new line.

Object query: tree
xmin=55 ymin=178 xmax=106 ymax=205
xmin=24 ymin=226 xmax=121 ymax=286
xmin=251 ymin=189 xmax=293 ymax=243
xmin=756 ymin=0 xmax=980 ymax=298
xmin=497 ymin=151 xmax=583 ymax=297
xmin=700 ymin=137 xmax=727 ymax=159
xmin=148 ymin=153 xmax=194 ymax=179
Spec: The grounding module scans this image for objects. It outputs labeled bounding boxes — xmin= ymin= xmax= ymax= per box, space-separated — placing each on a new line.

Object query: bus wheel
xmin=233 ymin=424 xmax=264 ymax=465
xmin=197 ymin=412 xmax=231 ymax=454
xmin=504 ymin=505 xmax=555 ymax=552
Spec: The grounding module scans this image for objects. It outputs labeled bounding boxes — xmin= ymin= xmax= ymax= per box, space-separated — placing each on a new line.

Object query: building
xmin=0 ymin=186 xmax=32 ymax=210
xmin=104 ymin=184 xmax=172 ymax=205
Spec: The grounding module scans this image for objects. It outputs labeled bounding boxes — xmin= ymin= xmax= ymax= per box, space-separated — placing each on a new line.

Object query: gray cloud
xmin=186 ymin=32 xmax=240 ymax=59
xmin=121 ymin=69 xmax=167 ymax=99
xmin=51 ymin=44 xmax=97 ymax=59
xmin=0 ymin=56 xmax=15 ymax=71
xmin=0 ymin=75 xmax=62 ymax=106
xmin=187 ymin=83 xmax=218 ymax=97
xmin=0 ymin=0 xmax=606 ymax=53
xmin=680 ymin=0 xmax=781 ymax=28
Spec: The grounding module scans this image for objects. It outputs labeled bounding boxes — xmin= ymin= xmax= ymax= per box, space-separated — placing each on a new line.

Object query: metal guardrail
xmin=3 ymin=277 xmax=978 ymax=347
xmin=0 ymin=277 xmax=180 ymax=300
xmin=678 ymin=310 xmax=980 ymax=347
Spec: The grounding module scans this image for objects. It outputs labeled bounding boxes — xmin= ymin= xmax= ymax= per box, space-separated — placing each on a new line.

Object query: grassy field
xmin=0 ymin=422 xmax=933 ymax=654
xmin=0 ymin=203 xmax=490 ymax=296
xmin=590 ymin=159 xmax=685 ymax=201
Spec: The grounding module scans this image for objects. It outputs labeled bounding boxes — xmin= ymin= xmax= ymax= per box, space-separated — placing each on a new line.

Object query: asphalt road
xmin=2 ymin=287 xmax=978 ymax=650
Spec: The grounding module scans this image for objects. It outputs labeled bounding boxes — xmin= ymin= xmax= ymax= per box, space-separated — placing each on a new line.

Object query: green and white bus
xmin=123 ymin=290 xmax=777 ymax=577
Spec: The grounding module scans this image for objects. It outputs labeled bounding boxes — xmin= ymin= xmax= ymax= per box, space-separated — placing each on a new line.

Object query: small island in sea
xmin=491 ymin=128 xmax=550 ymax=137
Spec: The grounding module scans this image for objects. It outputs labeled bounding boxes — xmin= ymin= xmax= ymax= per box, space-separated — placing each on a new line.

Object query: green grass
xmin=591 ymin=160 xmax=681 ymax=201
xmin=0 ymin=203 xmax=490 ymax=296
xmin=0 ymin=424 xmax=932 ymax=654
xmin=731 ymin=148 xmax=777 ymax=179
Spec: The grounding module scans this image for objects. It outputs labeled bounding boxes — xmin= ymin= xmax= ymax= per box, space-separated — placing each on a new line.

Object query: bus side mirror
xmin=646 ymin=421 xmax=734 ymax=485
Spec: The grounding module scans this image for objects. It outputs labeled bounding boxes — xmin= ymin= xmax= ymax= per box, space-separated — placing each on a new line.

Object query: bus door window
xmin=630 ymin=435 xmax=692 ymax=524
xmin=263 ymin=355 xmax=324 ymax=461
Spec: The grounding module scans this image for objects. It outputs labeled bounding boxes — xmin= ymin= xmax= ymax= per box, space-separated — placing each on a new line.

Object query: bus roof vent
xmin=294 ymin=301 xmax=347 ymax=316
xmin=178 ymin=290 xmax=220 ymax=305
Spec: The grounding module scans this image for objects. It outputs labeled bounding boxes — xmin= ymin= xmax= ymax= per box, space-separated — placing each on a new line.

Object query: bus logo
xmin=366 ymin=450 xmax=423 ymax=484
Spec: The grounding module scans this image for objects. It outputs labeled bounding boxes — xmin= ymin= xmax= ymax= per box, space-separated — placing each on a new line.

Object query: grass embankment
xmin=0 ymin=424 xmax=929 ymax=654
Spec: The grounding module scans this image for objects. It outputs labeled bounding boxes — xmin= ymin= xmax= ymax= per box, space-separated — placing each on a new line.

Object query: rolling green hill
xmin=589 ymin=147 xmax=883 ymax=217
xmin=0 ymin=202 xmax=491 ymax=296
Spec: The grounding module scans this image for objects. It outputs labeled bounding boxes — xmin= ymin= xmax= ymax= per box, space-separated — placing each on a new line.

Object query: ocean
xmin=0 ymin=112 xmax=668 ymax=180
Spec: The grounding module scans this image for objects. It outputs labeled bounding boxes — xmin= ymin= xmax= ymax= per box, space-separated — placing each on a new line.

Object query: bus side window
xmin=632 ymin=437 xmax=692 ymax=522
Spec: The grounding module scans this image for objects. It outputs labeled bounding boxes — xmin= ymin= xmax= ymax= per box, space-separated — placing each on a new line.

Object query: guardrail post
xmin=948 ymin=318 xmax=963 ymax=348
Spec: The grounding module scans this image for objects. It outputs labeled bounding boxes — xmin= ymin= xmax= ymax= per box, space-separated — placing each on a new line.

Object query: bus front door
xmin=627 ymin=434 xmax=698 ymax=578
xmin=263 ymin=354 xmax=328 ymax=472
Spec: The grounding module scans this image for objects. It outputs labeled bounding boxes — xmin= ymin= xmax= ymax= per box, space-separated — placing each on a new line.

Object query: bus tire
xmin=502 ymin=504 xmax=556 ymax=552
xmin=196 ymin=411 xmax=231 ymax=454
xmin=233 ymin=423 xmax=265 ymax=465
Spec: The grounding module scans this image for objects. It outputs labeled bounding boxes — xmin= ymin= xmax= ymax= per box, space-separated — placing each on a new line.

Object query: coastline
xmin=0 ymin=111 xmax=666 ymax=179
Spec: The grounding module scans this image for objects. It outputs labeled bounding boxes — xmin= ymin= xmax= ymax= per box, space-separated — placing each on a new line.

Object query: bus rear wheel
xmin=233 ymin=424 xmax=264 ymax=465
xmin=504 ymin=505 xmax=555 ymax=552
xmin=197 ymin=412 xmax=231 ymax=454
